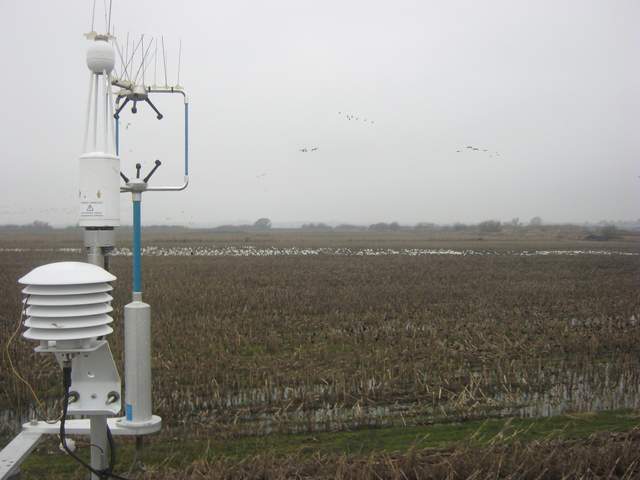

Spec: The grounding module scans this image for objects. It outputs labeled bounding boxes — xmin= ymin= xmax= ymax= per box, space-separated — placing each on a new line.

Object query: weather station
xmin=0 ymin=3 xmax=190 ymax=479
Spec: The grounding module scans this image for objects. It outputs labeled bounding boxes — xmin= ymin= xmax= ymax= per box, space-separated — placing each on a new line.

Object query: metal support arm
xmin=116 ymin=87 xmax=190 ymax=192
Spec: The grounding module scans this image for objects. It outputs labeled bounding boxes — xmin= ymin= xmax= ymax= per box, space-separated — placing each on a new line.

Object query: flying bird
xmin=459 ymin=145 xmax=501 ymax=156
xmin=339 ymin=111 xmax=376 ymax=125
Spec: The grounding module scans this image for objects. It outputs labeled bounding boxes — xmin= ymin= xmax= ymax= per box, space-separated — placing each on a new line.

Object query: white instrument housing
xmin=19 ymin=262 xmax=116 ymax=351
xmin=79 ymin=153 xmax=120 ymax=227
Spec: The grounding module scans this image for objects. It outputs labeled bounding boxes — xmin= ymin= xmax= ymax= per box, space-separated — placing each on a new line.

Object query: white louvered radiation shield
xmin=19 ymin=262 xmax=116 ymax=351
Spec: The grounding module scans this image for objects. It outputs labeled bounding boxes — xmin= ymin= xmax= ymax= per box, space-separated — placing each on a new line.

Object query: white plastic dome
xmin=19 ymin=262 xmax=116 ymax=346
xmin=86 ymin=39 xmax=115 ymax=74
xmin=19 ymin=262 xmax=116 ymax=285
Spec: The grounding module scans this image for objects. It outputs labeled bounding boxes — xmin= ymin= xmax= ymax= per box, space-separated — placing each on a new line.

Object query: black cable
xmin=60 ymin=365 xmax=102 ymax=477
xmin=59 ymin=364 xmax=130 ymax=480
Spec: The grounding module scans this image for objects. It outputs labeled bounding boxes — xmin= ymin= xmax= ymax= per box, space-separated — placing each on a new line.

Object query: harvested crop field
xmin=1 ymin=230 xmax=639 ymax=477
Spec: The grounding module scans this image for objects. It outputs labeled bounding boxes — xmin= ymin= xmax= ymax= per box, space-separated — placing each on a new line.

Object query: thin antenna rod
xmin=91 ymin=0 xmax=96 ymax=32
xmin=133 ymin=37 xmax=153 ymax=84
xmin=123 ymin=36 xmax=143 ymax=82
xmin=107 ymin=0 xmax=112 ymax=35
xmin=153 ymin=38 xmax=158 ymax=87
xmin=83 ymin=72 xmax=94 ymax=152
xmin=161 ymin=36 xmax=168 ymax=87
xmin=141 ymin=41 xmax=155 ymax=84
xmin=103 ymin=0 xmax=108 ymax=33
xmin=110 ymin=24 xmax=120 ymax=78
xmin=115 ymin=38 xmax=130 ymax=81
xmin=124 ymin=32 xmax=130 ymax=73
xmin=177 ymin=39 xmax=182 ymax=86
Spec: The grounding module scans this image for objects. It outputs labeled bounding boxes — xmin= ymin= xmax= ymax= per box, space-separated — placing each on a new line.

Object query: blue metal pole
xmin=132 ymin=198 xmax=142 ymax=293
xmin=184 ymin=103 xmax=189 ymax=175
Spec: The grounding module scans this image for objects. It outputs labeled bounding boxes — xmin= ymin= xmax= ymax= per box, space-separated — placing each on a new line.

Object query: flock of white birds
xmin=0 ymin=247 xmax=635 ymax=257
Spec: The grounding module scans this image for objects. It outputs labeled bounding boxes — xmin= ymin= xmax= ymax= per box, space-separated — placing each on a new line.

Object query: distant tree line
xmin=369 ymin=222 xmax=401 ymax=232
xmin=0 ymin=220 xmax=53 ymax=232
xmin=1 ymin=217 xmax=629 ymax=241
xmin=301 ymin=223 xmax=333 ymax=232
xmin=158 ymin=216 xmax=627 ymax=240
xmin=210 ymin=218 xmax=272 ymax=232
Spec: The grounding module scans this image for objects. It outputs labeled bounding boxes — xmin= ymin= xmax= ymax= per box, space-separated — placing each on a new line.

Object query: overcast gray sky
xmin=1 ymin=0 xmax=638 ymax=226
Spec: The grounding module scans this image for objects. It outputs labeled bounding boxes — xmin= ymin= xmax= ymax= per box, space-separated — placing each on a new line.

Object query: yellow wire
xmin=4 ymin=296 xmax=60 ymax=424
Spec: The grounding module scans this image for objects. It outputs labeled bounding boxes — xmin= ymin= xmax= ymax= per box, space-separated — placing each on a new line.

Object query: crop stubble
xmin=1 ymin=244 xmax=639 ymax=437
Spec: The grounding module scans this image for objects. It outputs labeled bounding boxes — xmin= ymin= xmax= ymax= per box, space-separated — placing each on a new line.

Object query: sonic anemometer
xmin=0 ymin=1 xmax=190 ymax=478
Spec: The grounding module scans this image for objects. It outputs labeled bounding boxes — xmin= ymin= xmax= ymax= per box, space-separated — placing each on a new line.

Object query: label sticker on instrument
xmin=80 ymin=201 xmax=104 ymax=217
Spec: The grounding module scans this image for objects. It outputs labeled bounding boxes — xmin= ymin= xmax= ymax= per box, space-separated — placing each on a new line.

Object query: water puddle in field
xmin=1 ymin=246 xmax=636 ymax=257
xmin=163 ymin=360 xmax=640 ymax=435
xmin=3 ymin=360 xmax=640 ymax=437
